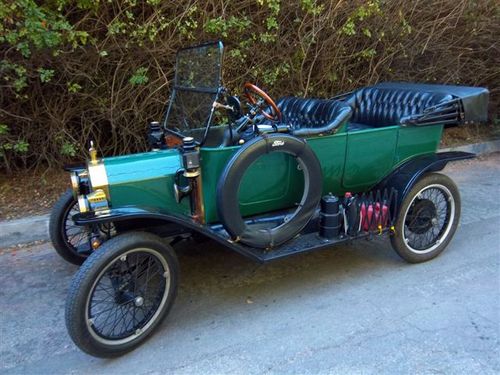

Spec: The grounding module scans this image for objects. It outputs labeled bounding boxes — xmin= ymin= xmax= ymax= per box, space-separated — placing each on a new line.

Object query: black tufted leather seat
xmin=274 ymin=97 xmax=352 ymax=136
xmin=346 ymin=86 xmax=453 ymax=131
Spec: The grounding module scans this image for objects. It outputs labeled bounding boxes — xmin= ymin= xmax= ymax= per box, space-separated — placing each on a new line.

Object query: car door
xmin=342 ymin=126 xmax=399 ymax=192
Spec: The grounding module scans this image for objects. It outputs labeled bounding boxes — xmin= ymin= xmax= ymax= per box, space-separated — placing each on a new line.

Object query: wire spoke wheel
xmin=391 ymin=173 xmax=461 ymax=263
xmin=86 ymin=248 xmax=170 ymax=345
xmin=66 ymin=232 xmax=179 ymax=357
xmin=63 ymin=202 xmax=92 ymax=252
xmin=50 ymin=190 xmax=91 ymax=265
xmin=50 ymin=189 xmax=117 ymax=265
xmin=403 ymin=185 xmax=454 ymax=253
xmin=64 ymin=202 xmax=117 ymax=252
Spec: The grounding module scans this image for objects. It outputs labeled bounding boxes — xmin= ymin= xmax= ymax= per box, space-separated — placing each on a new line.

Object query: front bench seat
xmin=274 ymin=97 xmax=352 ymax=136
xmin=346 ymin=86 xmax=453 ymax=130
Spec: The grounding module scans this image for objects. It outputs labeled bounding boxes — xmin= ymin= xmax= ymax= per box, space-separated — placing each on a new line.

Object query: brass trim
xmin=87 ymin=189 xmax=107 ymax=203
xmin=89 ymin=141 xmax=98 ymax=165
xmin=77 ymin=195 xmax=89 ymax=213
xmin=87 ymin=188 xmax=109 ymax=211
xmin=87 ymin=161 xmax=110 ymax=199
xmin=183 ymin=169 xmax=200 ymax=178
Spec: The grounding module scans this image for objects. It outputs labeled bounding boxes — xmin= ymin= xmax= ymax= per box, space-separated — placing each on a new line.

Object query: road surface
xmin=1 ymin=154 xmax=499 ymax=374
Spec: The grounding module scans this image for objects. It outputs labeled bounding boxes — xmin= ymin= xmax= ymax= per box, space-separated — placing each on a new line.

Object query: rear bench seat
xmin=346 ymin=86 xmax=453 ymax=131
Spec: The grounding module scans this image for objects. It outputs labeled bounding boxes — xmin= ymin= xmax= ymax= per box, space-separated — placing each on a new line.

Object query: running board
xmin=209 ymin=227 xmax=383 ymax=263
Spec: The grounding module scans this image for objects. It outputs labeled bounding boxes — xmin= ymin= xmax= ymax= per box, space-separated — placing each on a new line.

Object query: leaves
xmin=129 ymin=67 xmax=149 ymax=85
xmin=38 ymin=68 xmax=55 ymax=83
xmin=61 ymin=142 xmax=77 ymax=157
xmin=13 ymin=141 xmax=29 ymax=153
xmin=0 ymin=124 xmax=9 ymax=135
xmin=0 ymin=0 xmax=497 ymax=171
xmin=67 ymin=82 xmax=82 ymax=93
xmin=204 ymin=16 xmax=250 ymax=38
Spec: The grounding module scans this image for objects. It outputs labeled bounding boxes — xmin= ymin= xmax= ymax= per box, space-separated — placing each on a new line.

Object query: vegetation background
xmin=1 ymin=0 xmax=499 ymax=172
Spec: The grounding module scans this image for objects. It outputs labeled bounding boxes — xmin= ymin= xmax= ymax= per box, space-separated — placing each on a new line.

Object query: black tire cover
xmin=216 ymin=134 xmax=323 ymax=248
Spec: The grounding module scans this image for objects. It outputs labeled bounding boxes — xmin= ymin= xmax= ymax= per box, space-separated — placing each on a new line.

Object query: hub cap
xmin=403 ymin=184 xmax=455 ymax=254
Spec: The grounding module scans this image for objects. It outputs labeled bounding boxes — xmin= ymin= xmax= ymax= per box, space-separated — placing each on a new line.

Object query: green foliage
xmin=341 ymin=1 xmax=381 ymax=36
xmin=254 ymin=63 xmax=291 ymax=86
xmin=300 ymin=0 xmax=324 ymax=16
xmin=0 ymin=0 xmax=496 ymax=170
xmin=129 ymin=67 xmax=149 ymax=85
xmin=0 ymin=124 xmax=9 ymax=135
xmin=0 ymin=123 xmax=29 ymax=167
xmin=61 ymin=142 xmax=77 ymax=157
xmin=0 ymin=0 xmax=88 ymax=58
xmin=1 ymin=60 xmax=28 ymax=93
xmin=13 ymin=141 xmax=29 ymax=153
xmin=67 ymin=82 xmax=82 ymax=93
xmin=177 ymin=5 xmax=198 ymax=39
xmin=38 ymin=67 xmax=55 ymax=82
xmin=256 ymin=0 xmax=281 ymax=42
xmin=358 ymin=48 xmax=377 ymax=59
xmin=204 ymin=16 xmax=250 ymax=38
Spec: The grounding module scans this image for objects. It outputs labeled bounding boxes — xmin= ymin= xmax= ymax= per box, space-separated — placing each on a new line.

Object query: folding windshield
xmin=162 ymin=41 xmax=223 ymax=143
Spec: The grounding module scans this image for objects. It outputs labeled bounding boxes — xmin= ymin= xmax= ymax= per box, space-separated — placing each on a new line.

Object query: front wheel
xmin=49 ymin=189 xmax=116 ymax=266
xmin=65 ymin=232 xmax=179 ymax=357
xmin=390 ymin=173 xmax=461 ymax=263
xmin=49 ymin=189 xmax=91 ymax=265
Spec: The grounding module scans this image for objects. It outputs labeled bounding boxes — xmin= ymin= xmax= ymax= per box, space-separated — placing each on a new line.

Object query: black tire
xmin=49 ymin=189 xmax=90 ymax=265
xmin=65 ymin=232 xmax=179 ymax=358
xmin=390 ymin=173 xmax=461 ymax=263
xmin=217 ymin=134 xmax=323 ymax=248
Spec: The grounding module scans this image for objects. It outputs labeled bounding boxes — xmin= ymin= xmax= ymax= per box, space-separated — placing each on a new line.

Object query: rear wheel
xmin=65 ymin=232 xmax=179 ymax=357
xmin=391 ymin=173 xmax=461 ymax=263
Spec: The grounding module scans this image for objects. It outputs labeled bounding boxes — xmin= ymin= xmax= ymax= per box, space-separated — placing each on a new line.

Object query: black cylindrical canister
xmin=320 ymin=194 xmax=341 ymax=239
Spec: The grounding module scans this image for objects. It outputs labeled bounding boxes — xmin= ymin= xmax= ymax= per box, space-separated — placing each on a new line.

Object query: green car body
xmin=102 ymin=123 xmax=443 ymax=224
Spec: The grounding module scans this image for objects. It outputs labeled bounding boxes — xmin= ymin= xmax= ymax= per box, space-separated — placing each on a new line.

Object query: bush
xmin=0 ymin=0 xmax=498 ymax=171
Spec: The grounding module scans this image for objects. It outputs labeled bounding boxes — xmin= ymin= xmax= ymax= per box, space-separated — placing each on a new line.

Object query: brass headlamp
xmin=75 ymin=141 xmax=110 ymax=214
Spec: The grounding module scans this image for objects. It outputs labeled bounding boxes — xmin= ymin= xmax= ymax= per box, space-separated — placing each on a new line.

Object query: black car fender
xmin=71 ymin=206 xmax=269 ymax=262
xmin=72 ymin=206 xmax=201 ymax=235
xmin=374 ymin=151 xmax=475 ymax=209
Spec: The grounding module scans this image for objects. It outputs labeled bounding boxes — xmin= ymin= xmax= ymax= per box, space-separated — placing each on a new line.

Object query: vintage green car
xmin=49 ymin=42 xmax=489 ymax=357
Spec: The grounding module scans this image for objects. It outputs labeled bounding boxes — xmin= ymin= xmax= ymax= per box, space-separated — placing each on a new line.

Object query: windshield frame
xmin=161 ymin=41 xmax=224 ymax=145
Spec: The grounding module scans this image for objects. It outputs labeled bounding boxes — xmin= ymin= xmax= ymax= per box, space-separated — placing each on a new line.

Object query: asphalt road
xmin=1 ymin=154 xmax=499 ymax=374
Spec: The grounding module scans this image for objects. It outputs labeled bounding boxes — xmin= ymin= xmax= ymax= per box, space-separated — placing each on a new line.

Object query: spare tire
xmin=216 ymin=134 xmax=323 ymax=248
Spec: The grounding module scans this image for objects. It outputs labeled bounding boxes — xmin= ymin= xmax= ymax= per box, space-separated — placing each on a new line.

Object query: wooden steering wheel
xmin=243 ymin=82 xmax=282 ymax=122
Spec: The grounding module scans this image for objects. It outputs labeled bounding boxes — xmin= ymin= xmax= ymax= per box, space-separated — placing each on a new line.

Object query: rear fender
xmin=374 ymin=151 xmax=475 ymax=208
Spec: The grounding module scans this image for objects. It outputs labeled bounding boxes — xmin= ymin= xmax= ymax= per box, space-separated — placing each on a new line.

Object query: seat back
xmin=347 ymin=87 xmax=453 ymax=127
xmin=276 ymin=97 xmax=352 ymax=135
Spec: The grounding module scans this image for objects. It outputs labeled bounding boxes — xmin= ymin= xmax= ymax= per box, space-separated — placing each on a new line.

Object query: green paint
xmin=200 ymin=132 xmax=348 ymax=223
xmin=104 ymin=149 xmax=190 ymax=216
xmin=343 ymin=126 xmax=399 ymax=191
xmin=99 ymin=124 xmax=443 ymax=224
xmin=200 ymin=147 xmax=306 ymax=223
xmin=395 ymin=125 xmax=443 ymax=164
